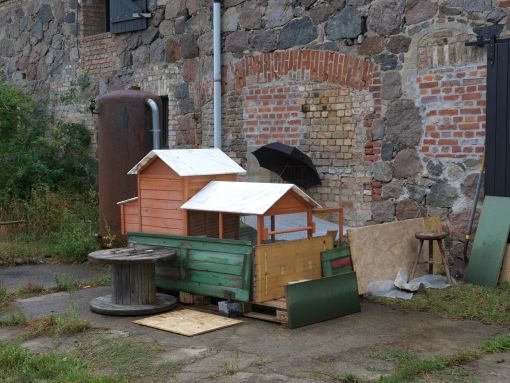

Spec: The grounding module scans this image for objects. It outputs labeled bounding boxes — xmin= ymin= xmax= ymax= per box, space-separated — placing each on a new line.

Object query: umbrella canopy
xmin=252 ymin=142 xmax=321 ymax=189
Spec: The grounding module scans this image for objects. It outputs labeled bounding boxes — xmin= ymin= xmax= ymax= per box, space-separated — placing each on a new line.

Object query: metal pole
xmin=213 ymin=0 xmax=222 ymax=149
xmin=146 ymin=98 xmax=160 ymax=150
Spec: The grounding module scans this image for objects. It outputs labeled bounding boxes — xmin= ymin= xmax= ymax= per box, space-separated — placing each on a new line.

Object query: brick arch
xmin=226 ymin=50 xmax=377 ymax=92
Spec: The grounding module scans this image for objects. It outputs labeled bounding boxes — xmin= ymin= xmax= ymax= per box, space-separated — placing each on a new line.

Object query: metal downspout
xmin=213 ymin=0 xmax=222 ymax=149
xmin=146 ymin=98 xmax=160 ymax=150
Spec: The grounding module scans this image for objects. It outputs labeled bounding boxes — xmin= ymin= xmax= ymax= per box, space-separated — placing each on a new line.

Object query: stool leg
xmin=438 ymin=240 xmax=452 ymax=284
xmin=428 ymin=239 xmax=434 ymax=274
xmin=410 ymin=239 xmax=424 ymax=281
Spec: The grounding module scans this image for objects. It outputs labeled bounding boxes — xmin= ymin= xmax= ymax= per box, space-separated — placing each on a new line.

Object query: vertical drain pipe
xmin=146 ymin=98 xmax=160 ymax=149
xmin=213 ymin=0 xmax=222 ymax=149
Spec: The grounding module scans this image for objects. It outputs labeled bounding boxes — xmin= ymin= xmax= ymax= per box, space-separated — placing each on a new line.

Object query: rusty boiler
xmin=97 ymin=86 xmax=162 ymax=238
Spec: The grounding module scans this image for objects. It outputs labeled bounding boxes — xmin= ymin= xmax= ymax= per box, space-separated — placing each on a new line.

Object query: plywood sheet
xmin=133 ymin=309 xmax=242 ymax=336
xmin=466 ymin=196 xmax=510 ymax=287
xmin=348 ymin=217 xmax=442 ymax=294
xmin=253 ymin=236 xmax=334 ymax=303
xmin=498 ymin=246 xmax=510 ymax=283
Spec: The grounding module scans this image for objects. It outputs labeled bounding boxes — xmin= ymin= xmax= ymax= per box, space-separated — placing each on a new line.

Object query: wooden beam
xmin=268 ymin=226 xmax=313 ymax=236
xmin=307 ymin=209 xmax=313 ymax=239
xmin=218 ymin=212 xmax=224 ymax=240
xmin=270 ymin=216 xmax=275 ymax=243
xmin=257 ymin=215 xmax=264 ymax=245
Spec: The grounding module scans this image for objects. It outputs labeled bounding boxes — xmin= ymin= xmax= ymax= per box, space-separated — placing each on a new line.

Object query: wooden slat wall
xmin=139 ymin=165 xmax=185 ymax=235
xmin=128 ymin=232 xmax=253 ymax=302
xmin=252 ymin=236 xmax=334 ymax=303
xmin=188 ymin=211 xmax=240 ymax=239
xmin=121 ymin=199 xmax=140 ymax=235
xmin=265 ymin=190 xmax=311 ymax=216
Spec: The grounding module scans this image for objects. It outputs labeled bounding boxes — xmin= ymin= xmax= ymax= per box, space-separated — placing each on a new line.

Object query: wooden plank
xmin=286 ymin=273 xmax=360 ymax=329
xmin=465 ymin=196 xmax=510 ymax=286
xmin=140 ymin=178 xmax=182 ymax=191
xmin=265 ymin=190 xmax=310 ymax=216
xmin=140 ymin=208 xmax=182 ymax=219
xmin=348 ymin=217 xmax=443 ymax=294
xmin=139 ymin=226 xmax=184 ymax=235
xmin=253 ymin=236 xmax=334 ymax=303
xmin=133 ymin=309 xmax=242 ymax=336
xmin=173 ymin=260 xmax=243 ymax=275
xmin=129 ymin=232 xmax=252 ymax=254
xmin=140 ymin=189 xmax=183 ymax=201
xmin=140 ymin=199 xmax=182 ymax=210
xmin=321 ymin=245 xmax=353 ymax=277
xmin=156 ymin=278 xmax=250 ymax=302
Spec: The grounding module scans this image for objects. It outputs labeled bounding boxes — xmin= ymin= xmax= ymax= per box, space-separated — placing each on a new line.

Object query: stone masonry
xmin=2 ymin=0 xmax=510 ymax=260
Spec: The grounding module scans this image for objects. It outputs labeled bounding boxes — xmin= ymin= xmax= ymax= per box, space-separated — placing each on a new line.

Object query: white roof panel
xmin=181 ymin=181 xmax=321 ymax=215
xmin=127 ymin=148 xmax=246 ymax=176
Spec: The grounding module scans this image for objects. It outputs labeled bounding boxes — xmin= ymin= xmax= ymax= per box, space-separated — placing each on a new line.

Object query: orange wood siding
xmin=185 ymin=174 xmax=238 ymax=200
xmin=188 ymin=211 xmax=240 ymax=239
xmin=138 ymin=166 xmax=185 ymax=235
xmin=140 ymin=158 xmax=181 ymax=178
xmin=120 ymin=199 xmax=140 ymax=235
xmin=265 ymin=190 xmax=311 ymax=216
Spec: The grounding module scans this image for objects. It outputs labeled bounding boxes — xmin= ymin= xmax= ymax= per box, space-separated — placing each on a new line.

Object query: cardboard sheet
xmin=133 ymin=309 xmax=242 ymax=336
xmin=348 ymin=217 xmax=443 ymax=294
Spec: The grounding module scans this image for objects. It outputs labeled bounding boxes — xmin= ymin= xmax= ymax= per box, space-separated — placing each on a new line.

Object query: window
xmin=79 ymin=0 xmax=148 ymax=37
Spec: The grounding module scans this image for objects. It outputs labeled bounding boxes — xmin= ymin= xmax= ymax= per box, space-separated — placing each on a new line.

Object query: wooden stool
xmin=410 ymin=232 xmax=452 ymax=284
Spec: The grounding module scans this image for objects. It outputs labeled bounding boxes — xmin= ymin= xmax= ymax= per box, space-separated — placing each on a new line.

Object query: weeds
xmin=0 ymin=190 xmax=99 ymax=265
xmin=22 ymin=308 xmax=90 ymax=340
xmin=369 ymin=281 xmax=510 ymax=327
xmin=54 ymin=274 xmax=78 ymax=292
xmin=0 ymin=342 xmax=121 ymax=383
xmin=481 ymin=334 xmax=510 ymax=353
xmin=0 ymin=310 xmax=27 ymax=327
xmin=75 ymin=335 xmax=181 ymax=382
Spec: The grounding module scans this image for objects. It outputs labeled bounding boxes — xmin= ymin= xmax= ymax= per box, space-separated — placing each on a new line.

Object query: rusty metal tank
xmin=97 ymin=86 xmax=162 ymax=238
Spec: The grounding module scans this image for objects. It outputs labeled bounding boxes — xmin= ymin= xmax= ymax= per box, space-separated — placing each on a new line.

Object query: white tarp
xmin=127 ymin=148 xmax=246 ymax=176
xmin=181 ymin=181 xmax=321 ymax=215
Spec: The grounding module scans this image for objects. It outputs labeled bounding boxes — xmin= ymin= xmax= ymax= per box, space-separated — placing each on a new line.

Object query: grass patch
xmin=368 ymin=282 xmax=510 ymax=327
xmin=0 ymin=191 xmax=99 ymax=265
xmin=374 ymin=350 xmax=479 ymax=383
xmin=481 ymin=334 xmax=510 ymax=353
xmin=74 ymin=336 xmax=181 ymax=382
xmin=22 ymin=309 xmax=90 ymax=339
xmin=0 ymin=342 xmax=121 ymax=383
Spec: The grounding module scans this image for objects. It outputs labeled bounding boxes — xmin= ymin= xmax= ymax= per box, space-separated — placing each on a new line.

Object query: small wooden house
xmin=118 ymin=149 xmax=246 ymax=236
xmin=181 ymin=181 xmax=323 ymax=245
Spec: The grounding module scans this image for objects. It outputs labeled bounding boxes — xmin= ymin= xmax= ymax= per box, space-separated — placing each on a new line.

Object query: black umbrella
xmin=252 ymin=142 xmax=321 ymax=189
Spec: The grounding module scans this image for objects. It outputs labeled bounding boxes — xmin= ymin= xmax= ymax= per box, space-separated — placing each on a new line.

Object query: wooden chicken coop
xmin=118 ymin=148 xmax=246 ymax=236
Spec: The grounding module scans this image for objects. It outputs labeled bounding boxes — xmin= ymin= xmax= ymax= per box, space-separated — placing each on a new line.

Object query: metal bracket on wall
xmin=465 ymin=35 xmax=499 ymax=66
xmin=132 ymin=12 xmax=151 ymax=19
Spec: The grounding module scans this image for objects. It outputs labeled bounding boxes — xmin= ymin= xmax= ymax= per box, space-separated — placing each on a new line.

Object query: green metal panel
xmin=129 ymin=232 xmax=253 ymax=301
xmin=465 ymin=196 xmax=510 ymax=286
xmin=321 ymin=245 xmax=353 ymax=277
xmin=286 ymin=272 xmax=361 ymax=329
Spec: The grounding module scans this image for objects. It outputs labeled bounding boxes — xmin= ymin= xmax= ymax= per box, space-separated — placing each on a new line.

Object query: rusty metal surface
xmin=97 ymin=87 xmax=162 ymax=237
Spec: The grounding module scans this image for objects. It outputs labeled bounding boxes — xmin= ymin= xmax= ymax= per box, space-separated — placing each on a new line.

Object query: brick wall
xmin=79 ymin=0 xmax=107 ymax=37
xmin=78 ymin=33 xmax=117 ymax=76
xmin=418 ymin=65 xmax=486 ymax=158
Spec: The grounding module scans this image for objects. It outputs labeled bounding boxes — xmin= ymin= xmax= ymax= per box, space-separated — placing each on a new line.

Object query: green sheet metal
xmin=321 ymin=245 xmax=353 ymax=277
xmin=465 ymin=196 xmax=510 ymax=287
xmin=128 ymin=232 xmax=253 ymax=301
xmin=286 ymin=272 xmax=360 ymax=329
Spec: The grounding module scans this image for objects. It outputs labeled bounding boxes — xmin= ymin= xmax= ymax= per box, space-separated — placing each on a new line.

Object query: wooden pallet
xmin=242 ymin=298 xmax=288 ymax=325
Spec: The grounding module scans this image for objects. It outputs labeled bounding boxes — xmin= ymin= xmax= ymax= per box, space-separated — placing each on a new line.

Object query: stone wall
xmin=2 ymin=0 xmax=510 ymax=260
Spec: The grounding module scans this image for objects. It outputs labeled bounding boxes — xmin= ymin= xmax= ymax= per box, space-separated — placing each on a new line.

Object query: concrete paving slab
xmin=0 ymin=263 xmax=110 ymax=291
xmin=11 ymin=287 xmax=510 ymax=382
